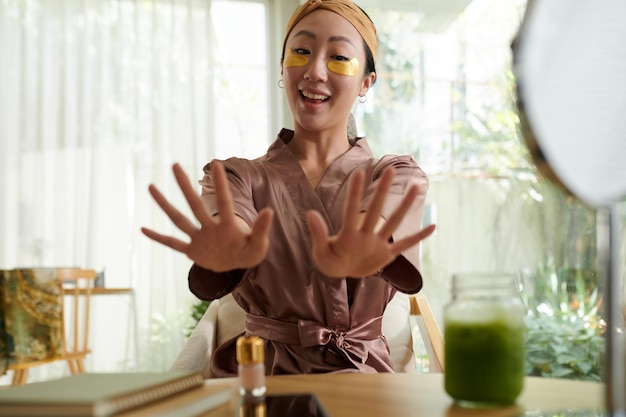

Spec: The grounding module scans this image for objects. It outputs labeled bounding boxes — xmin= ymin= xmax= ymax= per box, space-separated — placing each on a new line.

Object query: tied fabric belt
xmin=244 ymin=313 xmax=383 ymax=367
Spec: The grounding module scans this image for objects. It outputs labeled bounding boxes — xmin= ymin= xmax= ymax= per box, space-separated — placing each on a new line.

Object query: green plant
xmin=524 ymin=314 xmax=604 ymax=381
xmin=186 ymin=300 xmax=211 ymax=338
xmin=521 ymin=261 xmax=605 ymax=382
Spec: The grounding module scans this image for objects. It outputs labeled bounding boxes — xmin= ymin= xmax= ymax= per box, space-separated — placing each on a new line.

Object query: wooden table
xmin=166 ymin=373 xmax=605 ymax=417
xmin=76 ymin=287 xmax=134 ymax=295
xmin=271 ymin=373 xmax=604 ymax=417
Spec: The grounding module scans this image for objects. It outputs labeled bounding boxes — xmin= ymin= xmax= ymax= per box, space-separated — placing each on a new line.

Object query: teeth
xmin=302 ymin=91 xmax=328 ymax=100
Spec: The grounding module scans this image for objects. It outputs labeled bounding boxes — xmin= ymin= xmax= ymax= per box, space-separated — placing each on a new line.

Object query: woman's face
xmin=281 ymin=9 xmax=375 ymax=135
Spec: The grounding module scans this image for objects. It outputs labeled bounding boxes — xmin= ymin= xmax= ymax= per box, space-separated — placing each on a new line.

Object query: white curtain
xmin=0 ymin=0 xmax=242 ymax=381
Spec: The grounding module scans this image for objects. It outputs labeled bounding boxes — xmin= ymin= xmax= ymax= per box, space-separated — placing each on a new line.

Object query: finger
xmin=361 ymin=168 xmax=394 ymax=233
xmin=248 ymin=208 xmax=274 ymax=247
xmin=341 ymin=170 xmax=365 ymax=231
xmin=377 ymin=184 xmax=420 ymax=238
xmin=172 ymin=163 xmax=213 ymax=226
xmin=211 ymin=161 xmax=236 ymax=224
xmin=306 ymin=210 xmax=330 ymax=247
xmin=141 ymin=227 xmax=191 ymax=253
xmin=389 ymin=224 xmax=436 ymax=254
xmin=148 ymin=183 xmax=199 ymax=236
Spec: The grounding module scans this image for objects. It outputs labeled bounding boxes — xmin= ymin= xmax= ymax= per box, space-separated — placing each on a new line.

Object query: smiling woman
xmin=141 ymin=0 xmax=435 ymax=378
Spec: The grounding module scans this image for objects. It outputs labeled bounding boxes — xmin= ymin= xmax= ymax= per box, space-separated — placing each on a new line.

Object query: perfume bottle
xmin=236 ymin=335 xmax=266 ymax=400
xmin=238 ymin=399 xmax=267 ymax=417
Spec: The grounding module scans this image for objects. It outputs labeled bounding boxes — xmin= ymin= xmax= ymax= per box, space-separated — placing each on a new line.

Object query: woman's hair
xmin=357 ymin=5 xmax=377 ymax=78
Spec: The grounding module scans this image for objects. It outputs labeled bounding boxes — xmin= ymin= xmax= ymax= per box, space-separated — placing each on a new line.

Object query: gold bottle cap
xmin=236 ymin=335 xmax=265 ymax=365
xmin=239 ymin=401 xmax=267 ymax=417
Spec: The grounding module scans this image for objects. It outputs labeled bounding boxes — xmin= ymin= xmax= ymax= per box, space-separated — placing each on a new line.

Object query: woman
xmin=141 ymin=0 xmax=436 ymax=376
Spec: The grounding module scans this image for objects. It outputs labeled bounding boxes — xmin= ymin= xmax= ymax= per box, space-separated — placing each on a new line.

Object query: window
xmin=212 ymin=0 xmax=270 ymax=159
xmin=356 ymin=0 xmax=528 ymax=176
xmin=356 ymin=0 xmax=608 ymax=381
xmin=0 ymin=0 xmax=272 ymax=380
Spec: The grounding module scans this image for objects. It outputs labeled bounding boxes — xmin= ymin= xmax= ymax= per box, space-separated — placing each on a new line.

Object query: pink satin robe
xmin=188 ymin=129 xmax=429 ymax=377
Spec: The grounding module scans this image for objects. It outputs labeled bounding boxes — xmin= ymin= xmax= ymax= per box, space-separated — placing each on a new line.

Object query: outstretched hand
xmin=141 ymin=162 xmax=274 ymax=272
xmin=306 ymin=168 xmax=436 ymax=278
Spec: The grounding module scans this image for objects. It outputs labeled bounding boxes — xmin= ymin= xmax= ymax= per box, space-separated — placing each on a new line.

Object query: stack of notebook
xmin=0 ymin=371 xmax=233 ymax=417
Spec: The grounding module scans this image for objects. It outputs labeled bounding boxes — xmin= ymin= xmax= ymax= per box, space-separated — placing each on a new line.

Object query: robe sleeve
xmin=188 ymin=264 xmax=246 ymax=301
xmin=187 ymin=159 xmax=256 ymax=300
xmin=197 ymin=159 xmax=257 ymax=225
xmin=363 ymin=155 xmax=429 ymax=294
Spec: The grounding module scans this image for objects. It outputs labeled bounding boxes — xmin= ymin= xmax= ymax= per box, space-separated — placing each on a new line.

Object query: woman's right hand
xmin=141 ymin=161 xmax=274 ymax=272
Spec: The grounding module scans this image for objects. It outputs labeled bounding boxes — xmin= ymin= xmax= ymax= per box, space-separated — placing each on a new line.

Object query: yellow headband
xmin=283 ymin=0 xmax=377 ymax=63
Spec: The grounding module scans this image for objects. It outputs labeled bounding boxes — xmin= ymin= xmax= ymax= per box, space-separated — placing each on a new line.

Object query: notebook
xmin=0 ymin=371 xmax=233 ymax=417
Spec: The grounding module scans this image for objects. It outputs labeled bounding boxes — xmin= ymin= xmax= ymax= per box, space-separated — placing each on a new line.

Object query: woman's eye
xmin=293 ymin=48 xmax=310 ymax=55
xmin=332 ymin=55 xmax=350 ymax=62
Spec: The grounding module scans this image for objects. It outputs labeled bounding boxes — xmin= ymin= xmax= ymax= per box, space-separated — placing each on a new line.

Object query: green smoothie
xmin=444 ymin=319 xmax=525 ymax=406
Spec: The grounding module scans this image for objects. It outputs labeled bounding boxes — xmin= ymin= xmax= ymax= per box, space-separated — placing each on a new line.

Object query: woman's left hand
xmin=306 ymin=168 xmax=436 ymax=278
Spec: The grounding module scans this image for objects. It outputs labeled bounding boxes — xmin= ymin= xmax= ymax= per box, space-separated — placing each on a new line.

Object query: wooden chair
xmin=409 ymin=293 xmax=445 ymax=372
xmin=9 ymin=268 xmax=96 ymax=385
xmin=56 ymin=268 xmax=97 ymax=375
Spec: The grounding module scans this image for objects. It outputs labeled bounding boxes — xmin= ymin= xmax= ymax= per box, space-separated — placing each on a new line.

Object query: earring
xmin=358 ymin=96 xmax=367 ymax=103
xmin=278 ymin=79 xmax=284 ymax=89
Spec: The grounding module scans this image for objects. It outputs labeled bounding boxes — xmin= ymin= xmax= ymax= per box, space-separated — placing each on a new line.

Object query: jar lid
xmin=452 ymin=273 xmax=519 ymax=291
xmin=236 ymin=335 xmax=265 ymax=365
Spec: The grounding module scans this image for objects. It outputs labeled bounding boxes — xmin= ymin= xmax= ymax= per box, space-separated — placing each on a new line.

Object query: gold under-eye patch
xmin=327 ymin=58 xmax=360 ymax=77
xmin=284 ymin=50 xmax=308 ymax=67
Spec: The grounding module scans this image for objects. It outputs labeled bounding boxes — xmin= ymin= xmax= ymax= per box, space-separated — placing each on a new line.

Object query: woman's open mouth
xmin=301 ymin=90 xmax=329 ymax=102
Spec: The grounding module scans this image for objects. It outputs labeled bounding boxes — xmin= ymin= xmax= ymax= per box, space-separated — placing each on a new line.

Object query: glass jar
xmin=444 ymin=273 xmax=526 ymax=408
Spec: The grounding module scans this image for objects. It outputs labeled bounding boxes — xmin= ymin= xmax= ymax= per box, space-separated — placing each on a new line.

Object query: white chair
xmin=171 ymin=291 xmax=443 ymax=377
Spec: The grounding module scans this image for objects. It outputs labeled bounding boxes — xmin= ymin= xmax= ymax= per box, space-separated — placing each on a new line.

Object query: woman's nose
xmin=304 ymin=56 xmax=328 ymax=82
